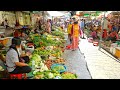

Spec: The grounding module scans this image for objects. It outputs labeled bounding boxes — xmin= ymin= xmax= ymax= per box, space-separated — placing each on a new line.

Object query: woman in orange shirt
xmin=67 ymin=21 xmax=73 ymax=43
xmin=71 ymin=21 xmax=80 ymax=51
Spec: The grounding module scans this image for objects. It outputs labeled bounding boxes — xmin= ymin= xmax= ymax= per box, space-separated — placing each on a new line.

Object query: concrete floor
xmin=62 ymin=38 xmax=92 ymax=79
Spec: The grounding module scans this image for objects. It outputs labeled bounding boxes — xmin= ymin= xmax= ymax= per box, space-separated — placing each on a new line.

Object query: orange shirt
xmin=71 ymin=24 xmax=80 ymax=37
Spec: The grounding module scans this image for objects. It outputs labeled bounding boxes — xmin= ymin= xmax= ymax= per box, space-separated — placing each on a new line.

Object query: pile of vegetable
xmin=28 ymin=54 xmax=42 ymax=67
xmin=54 ymin=58 xmax=65 ymax=64
xmin=61 ymin=72 xmax=77 ymax=79
xmin=34 ymin=70 xmax=61 ymax=79
xmin=45 ymin=60 xmax=53 ymax=69
xmin=52 ymin=30 xmax=65 ymax=39
xmin=26 ymin=26 xmax=78 ymax=79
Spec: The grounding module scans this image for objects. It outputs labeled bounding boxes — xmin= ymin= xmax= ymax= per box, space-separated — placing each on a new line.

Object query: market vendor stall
xmin=14 ymin=25 xmax=31 ymax=37
xmin=0 ymin=23 xmax=78 ymax=79
xmin=26 ymin=25 xmax=77 ymax=79
xmin=99 ymin=11 xmax=120 ymax=59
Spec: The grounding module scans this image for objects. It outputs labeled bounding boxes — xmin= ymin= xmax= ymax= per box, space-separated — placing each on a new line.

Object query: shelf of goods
xmin=110 ymin=42 xmax=120 ymax=59
xmin=115 ymin=47 xmax=120 ymax=59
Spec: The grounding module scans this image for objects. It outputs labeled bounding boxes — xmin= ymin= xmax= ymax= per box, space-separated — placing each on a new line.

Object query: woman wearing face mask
xmin=6 ymin=37 xmax=31 ymax=74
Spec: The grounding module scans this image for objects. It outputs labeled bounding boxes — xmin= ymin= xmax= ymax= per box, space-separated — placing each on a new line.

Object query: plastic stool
xmin=10 ymin=73 xmax=27 ymax=79
xmin=93 ymin=41 xmax=99 ymax=46
xmin=66 ymin=44 xmax=71 ymax=50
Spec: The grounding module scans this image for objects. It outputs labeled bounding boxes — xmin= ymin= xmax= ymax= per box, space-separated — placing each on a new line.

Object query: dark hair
xmin=74 ymin=21 xmax=78 ymax=24
xmin=5 ymin=19 xmax=7 ymax=21
xmin=12 ymin=37 xmax=21 ymax=46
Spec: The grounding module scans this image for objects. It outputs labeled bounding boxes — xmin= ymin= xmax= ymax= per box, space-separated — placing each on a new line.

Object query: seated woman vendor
xmin=106 ymin=30 xmax=119 ymax=42
xmin=6 ymin=37 xmax=32 ymax=74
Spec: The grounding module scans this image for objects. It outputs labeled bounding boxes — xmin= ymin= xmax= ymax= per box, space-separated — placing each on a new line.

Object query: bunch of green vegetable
xmin=52 ymin=30 xmax=65 ymax=39
xmin=28 ymin=54 xmax=42 ymax=66
xmin=61 ymin=72 xmax=77 ymax=79
xmin=33 ymin=49 xmax=51 ymax=58
xmin=33 ymin=36 xmax=41 ymax=47
xmin=33 ymin=70 xmax=62 ymax=79
xmin=52 ymin=65 xmax=65 ymax=72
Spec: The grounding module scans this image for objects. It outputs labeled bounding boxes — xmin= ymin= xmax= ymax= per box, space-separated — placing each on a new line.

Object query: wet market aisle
xmin=62 ymin=37 xmax=92 ymax=79
xmin=79 ymin=36 xmax=120 ymax=79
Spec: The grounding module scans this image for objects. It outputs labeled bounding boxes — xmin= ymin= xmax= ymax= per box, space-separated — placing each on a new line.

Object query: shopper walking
xmin=49 ymin=19 xmax=52 ymax=30
xmin=101 ymin=17 xmax=109 ymax=40
xmin=4 ymin=19 xmax=9 ymax=29
xmin=71 ymin=20 xmax=80 ymax=51
xmin=46 ymin=19 xmax=51 ymax=33
xmin=80 ymin=19 xmax=85 ymax=39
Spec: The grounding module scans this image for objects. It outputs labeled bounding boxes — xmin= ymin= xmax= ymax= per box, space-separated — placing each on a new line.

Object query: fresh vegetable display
xmin=61 ymin=72 xmax=77 ymax=79
xmin=52 ymin=30 xmax=65 ymax=39
xmin=25 ymin=26 xmax=78 ymax=79
xmin=45 ymin=60 xmax=53 ymax=69
xmin=54 ymin=58 xmax=65 ymax=64
xmin=28 ymin=54 xmax=42 ymax=66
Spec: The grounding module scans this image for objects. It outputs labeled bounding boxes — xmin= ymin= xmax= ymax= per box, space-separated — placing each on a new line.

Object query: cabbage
xmin=48 ymin=72 xmax=54 ymax=79
xmin=31 ymin=54 xmax=41 ymax=62
xmin=40 ymin=62 xmax=48 ymax=72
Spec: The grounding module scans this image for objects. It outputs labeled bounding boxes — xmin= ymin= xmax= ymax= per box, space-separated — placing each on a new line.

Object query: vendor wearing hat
xmin=6 ymin=37 xmax=31 ymax=74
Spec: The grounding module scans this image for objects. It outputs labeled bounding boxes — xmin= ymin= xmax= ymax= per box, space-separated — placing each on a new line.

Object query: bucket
xmin=6 ymin=37 xmax=13 ymax=47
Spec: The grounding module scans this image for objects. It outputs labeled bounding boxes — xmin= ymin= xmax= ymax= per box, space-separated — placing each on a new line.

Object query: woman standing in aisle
xmin=71 ymin=20 xmax=80 ymax=51
xmin=67 ymin=20 xmax=73 ymax=44
xmin=46 ymin=19 xmax=51 ymax=33
xmin=101 ymin=17 xmax=109 ymax=40
xmin=80 ymin=19 xmax=85 ymax=39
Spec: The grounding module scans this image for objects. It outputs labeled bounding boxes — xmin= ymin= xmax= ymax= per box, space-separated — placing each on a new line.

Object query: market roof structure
xmin=47 ymin=11 xmax=65 ymax=17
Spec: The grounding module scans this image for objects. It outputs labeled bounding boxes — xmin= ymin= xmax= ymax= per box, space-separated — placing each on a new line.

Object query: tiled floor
xmin=79 ymin=37 xmax=120 ymax=79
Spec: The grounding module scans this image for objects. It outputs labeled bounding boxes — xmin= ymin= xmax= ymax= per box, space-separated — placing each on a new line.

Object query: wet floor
xmin=62 ymin=37 xmax=92 ymax=79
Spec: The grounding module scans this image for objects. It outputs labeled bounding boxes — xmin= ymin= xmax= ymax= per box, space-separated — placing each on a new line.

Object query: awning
xmin=47 ymin=11 xmax=64 ymax=17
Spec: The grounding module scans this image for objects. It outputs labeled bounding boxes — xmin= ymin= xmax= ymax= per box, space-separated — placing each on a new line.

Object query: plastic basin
xmin=51 ymin=64 xmax=67 ymax=73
